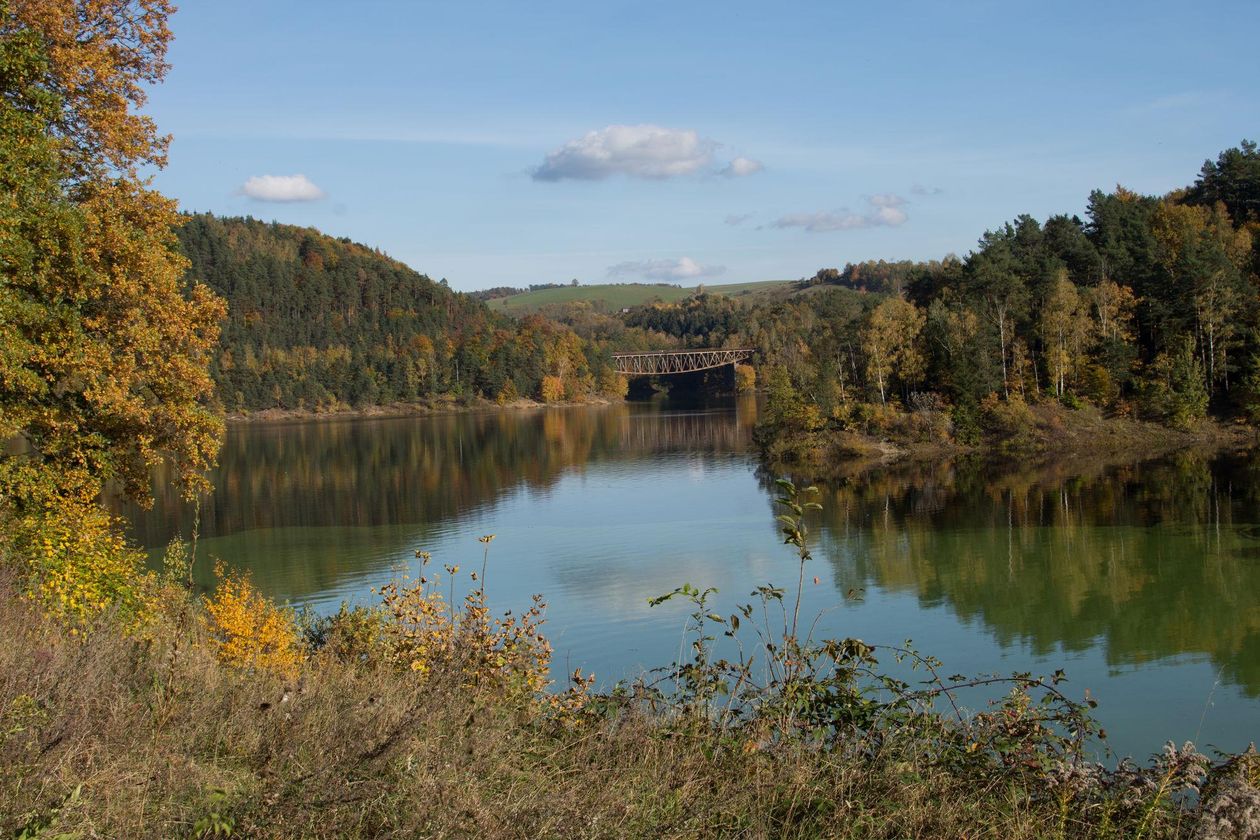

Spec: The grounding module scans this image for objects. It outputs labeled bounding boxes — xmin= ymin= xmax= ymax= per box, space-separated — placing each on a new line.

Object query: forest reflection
xmin=114 ymin=399 xmax=1260 ymax=697
xmin=792 ymin=449 xmax=1260 ymax=695
xmin=114 ymin=398 xmax=758 ymax=548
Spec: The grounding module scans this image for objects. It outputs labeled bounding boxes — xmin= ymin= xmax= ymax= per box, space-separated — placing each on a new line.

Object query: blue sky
xmin=146 ymin=0 xmax=1258 ymax=292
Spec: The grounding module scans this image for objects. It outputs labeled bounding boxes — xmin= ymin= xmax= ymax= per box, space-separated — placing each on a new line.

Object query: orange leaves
xmin=10 ymin=0 xmax=176 ymax=176
xmin=203 ymin=563 xmax=303 ymax=679
xmin=540 ymin=375 xmax=565 ymax=403
xmin=2 ymin=6 xmax=226 ymax=506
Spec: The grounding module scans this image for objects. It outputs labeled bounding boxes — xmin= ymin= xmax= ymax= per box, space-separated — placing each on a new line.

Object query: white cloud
xmin=606 ymin=256 xmax=725 ymax=281
xmin=911 ymin=183 xmax=944 ymax=196
xmin=532 ymin=124 xmax=762 ymax=181
xmin=770 ymin=195 xmax=909 ymax=233
xmin=239 ymin=174 xmax=326 ymax=202
xmin=533 ymin=124 xmax=716 ymax=181
xmin=724 ymin=213 xmax=754 ymax=226
xmin=720 ymin=156 xmax=764 ymax=177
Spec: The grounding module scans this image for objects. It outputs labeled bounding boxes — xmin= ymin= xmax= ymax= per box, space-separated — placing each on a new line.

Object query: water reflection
xmin=113 ymin=398 xmax=1260 ymax=754
xmin=798 ymin=452 xmax=1260 ymax=695
xmin=112 ymin=396 xmax=759 ymax=598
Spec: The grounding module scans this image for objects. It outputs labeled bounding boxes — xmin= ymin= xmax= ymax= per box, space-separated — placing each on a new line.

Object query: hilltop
xmin=485 ymin=279 xmax=793 ymax=315
xmin=175 ymin=214 xmax=624 ymax=413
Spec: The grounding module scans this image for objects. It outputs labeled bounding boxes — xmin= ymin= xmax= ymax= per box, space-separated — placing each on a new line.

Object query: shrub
xmin=979 ymin=393 xmax=1040 ymax=450
xmin=203 ymin=563 xmax=304 ymax=678
xmin=1080 ymin=363 xmax=1117 ymax=407
xmin=373 ymin=547 xmax=551 ymax=702
xmin=597 ymin=367 xmax=628 ymax=398
xmin=0 ymin=468 xmax=156 ymax=632
xmin=495 ymin=378 xmax=520 ymax=405
xmin=734 ymin=363 xmax=756 ymax=393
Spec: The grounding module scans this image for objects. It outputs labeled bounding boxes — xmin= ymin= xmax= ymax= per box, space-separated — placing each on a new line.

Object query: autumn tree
xmin=1 ymin=1 xmax=224 ymax=507
xmin=1089 ymin=279 xmax=1136 ymax=344
xmin=861 ymin=297 xmax=925 ymax=405
xmin=1039 ymin=270 xmax=1090 ymax=397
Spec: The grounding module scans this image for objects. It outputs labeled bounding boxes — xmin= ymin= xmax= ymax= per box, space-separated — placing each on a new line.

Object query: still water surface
xmin=117 ymin=397 xmax=1260 ymax=760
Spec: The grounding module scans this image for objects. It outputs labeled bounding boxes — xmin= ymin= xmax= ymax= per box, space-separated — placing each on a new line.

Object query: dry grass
xmin=0 ymin=573 xmax=1251 ymax=839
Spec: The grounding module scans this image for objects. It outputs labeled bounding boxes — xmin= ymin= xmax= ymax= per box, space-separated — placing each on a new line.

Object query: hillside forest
xmin=177 ymin=215 xmax=628 ymax=412
xmin=175 ymin=143 xmax=1260 ymax=444
xmin=599 ymin=142 xmax=1260 ymax=447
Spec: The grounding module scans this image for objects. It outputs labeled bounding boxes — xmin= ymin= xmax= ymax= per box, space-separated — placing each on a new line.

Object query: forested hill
xmin=175 ymin=214 xmax=623 ymax=412
xmin=620 ymin=141 xmax=1260 ymax=437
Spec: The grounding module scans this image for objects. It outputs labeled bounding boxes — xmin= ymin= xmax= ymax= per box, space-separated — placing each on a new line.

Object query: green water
xmin=114 ymin=396 xmax=1260 ymax=759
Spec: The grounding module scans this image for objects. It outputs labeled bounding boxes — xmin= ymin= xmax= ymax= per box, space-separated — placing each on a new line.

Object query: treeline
xmin=176 ymin=215 xmax=624 ymax=411
xmin=622 ymin=141 xmax=1260 ymax=439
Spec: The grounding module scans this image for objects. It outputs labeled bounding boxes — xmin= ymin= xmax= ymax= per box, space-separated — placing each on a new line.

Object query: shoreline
xmin=224 ymin=393 xmax=1259 ymax=470
xmin=223 ymin=395 xmax=618 ymax=424
xmin=758 ymin=402 xmax=1259 ymax=479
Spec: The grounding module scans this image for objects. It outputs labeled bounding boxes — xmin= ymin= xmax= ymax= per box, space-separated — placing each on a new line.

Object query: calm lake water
xmin=115 ymin=396 xmax=1260 ymax=760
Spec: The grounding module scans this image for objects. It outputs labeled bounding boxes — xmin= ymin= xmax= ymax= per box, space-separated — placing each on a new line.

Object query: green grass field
xmin=486 ymin=279 xmax=794 ymax=314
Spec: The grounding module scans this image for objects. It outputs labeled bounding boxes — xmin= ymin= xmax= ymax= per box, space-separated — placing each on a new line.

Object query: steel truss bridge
xmin=611 ymin=348 xmax=753 ymax=376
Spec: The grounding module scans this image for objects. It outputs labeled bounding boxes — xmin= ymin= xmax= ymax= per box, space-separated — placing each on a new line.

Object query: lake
xmin=115 ymin=396 xmax=1260 ymax=760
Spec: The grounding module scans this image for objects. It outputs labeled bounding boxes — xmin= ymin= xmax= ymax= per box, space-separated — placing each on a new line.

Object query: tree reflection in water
xmin=113 ymin=399 xmax=1260 ymax=700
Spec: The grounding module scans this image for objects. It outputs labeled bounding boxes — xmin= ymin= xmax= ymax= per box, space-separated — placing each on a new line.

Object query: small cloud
xmin=911 ymin=183 xmax=944 ymax=196
xmin=725 ymin=213 xmax=754 ymax=226
xmin=771 ymin=194 xmax=909 ymax=233
xmin=239 ymin=174 xmax=325 ymax=202
xmin=533 ymin=124 xmax=717 ymax=181
xmin=532 ymin=124 xmax=762 ymax=182
xmin=720 ymin=156 xmax=764 ymax=178
xmin=607 ymin=256 xmax=725 ymax=281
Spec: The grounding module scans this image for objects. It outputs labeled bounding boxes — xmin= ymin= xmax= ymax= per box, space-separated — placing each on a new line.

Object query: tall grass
xmin=2 ymin=492 xmax=1258 ymax=838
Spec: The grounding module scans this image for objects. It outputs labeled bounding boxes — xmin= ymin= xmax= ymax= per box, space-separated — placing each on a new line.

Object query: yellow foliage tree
xmin=861 ymin=297 xmax=925 ymax=405
xmin=540 ymin=375 xmax=565 ymax=403
xmin=1039 ymin=270 xmax=1091 ymax=397
xmin=203 ymin=564 xmax=303 ymax=678
xmin=0 ymin=7 xmax=224 ymax=504
xmin=1 ymin=2 xmax=224 ymax=629
xmin=1090 ymin=279 xmax=1137 ymax=343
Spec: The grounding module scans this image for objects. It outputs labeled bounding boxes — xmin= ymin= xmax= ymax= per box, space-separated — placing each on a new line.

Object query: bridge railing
xmin=610 ymin=348 xmax=753 ymax=376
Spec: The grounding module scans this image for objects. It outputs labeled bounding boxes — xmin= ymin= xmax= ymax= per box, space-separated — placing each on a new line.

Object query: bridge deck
xmin=611 ymin=348 xmax=753 ymax=375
